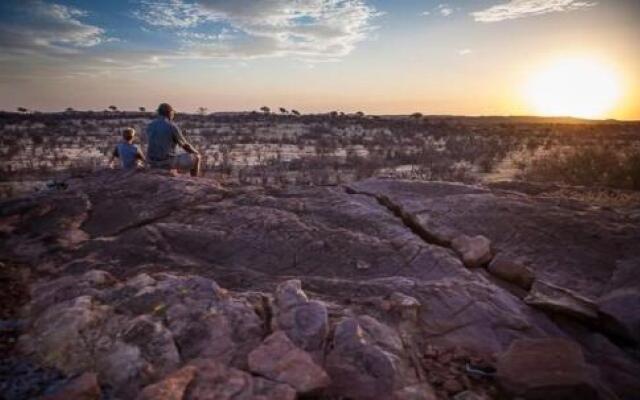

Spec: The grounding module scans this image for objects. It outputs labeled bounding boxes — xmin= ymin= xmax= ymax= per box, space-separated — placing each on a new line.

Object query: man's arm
xmin=172 ymin=125 xmax=199 ymax=155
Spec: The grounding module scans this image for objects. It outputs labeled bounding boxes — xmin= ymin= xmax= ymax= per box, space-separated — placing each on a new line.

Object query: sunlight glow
xmin=525 ymin=57 xmax=622 ymax=119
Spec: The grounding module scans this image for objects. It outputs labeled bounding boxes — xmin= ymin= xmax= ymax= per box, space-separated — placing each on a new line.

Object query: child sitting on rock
xmin=109 ymin=127 xmax=146 ymax=169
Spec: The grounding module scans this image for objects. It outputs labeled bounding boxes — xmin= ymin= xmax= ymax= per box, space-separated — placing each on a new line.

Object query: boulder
xmin=17 ymin=295 xmax=112 ymax=375
xmin=138 ymin=359 xmax=296 ymax=400
xmin=451 ymin=235 xmax=492 ymax=268
xmin=248 ymin=331 xmax=330 ymax=393
xmin=496 ymin=338 xmax=600 ymax=400
xmin=487 ymin=256 xmax=535 ymax=290
xmin=273 ymin=280 xmax=329 ymax=353
xmin=136 ymin=366 xmax=197 ymax=400
xmin=525 ymin=280 xmax=599 ymax=321
xmin=325 ymin=316 xmax=429 ymax=400
xmin=183 ymin=358 xmax=296 ymax=400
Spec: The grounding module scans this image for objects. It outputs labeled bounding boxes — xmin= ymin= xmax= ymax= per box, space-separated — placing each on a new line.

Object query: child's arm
xmin=109 ymin=146 xmax=119 ymax=168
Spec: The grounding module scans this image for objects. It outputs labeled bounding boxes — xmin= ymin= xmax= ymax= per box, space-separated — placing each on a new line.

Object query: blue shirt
xmin=114 ymin=142 xmax=141 ymax=169
xmin=146 ymin=117 xmax=188 ymax=163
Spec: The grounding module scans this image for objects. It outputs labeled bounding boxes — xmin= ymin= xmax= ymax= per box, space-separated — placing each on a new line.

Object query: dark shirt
xmin=113 ymin=142 xmax=142 ymax=169
xmin=146 ymin=117 xmax=188 ymax=163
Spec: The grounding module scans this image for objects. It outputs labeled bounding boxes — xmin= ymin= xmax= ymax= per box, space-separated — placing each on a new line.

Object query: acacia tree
xmin=17 ymin=107 xmax=28 ymax=113
xmin=108 ymin=105 xmax=118 ymax=112
xmin=291 ymin=109 xmax=300 ymax=116
xmin=260 ymin=106 xmax=270 ymax=114
xmin=197 ymin=106 xmax=208 ymax=115
xmin=139 ymin=107 xmax=146 ymax=112
xmin=410 ymin=112 xmax=423 ymax=120
xmin=279 ymin=107 xmax=287 ymax=114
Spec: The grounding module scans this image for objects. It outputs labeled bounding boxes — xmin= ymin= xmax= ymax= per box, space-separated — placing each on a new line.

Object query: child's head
xmin=122 ymin=127 xmax=135 ymax=142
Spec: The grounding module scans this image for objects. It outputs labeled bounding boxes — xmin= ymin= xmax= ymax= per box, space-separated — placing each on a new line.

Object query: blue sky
xmin=0 ymin=0 xmax=638 ymax=118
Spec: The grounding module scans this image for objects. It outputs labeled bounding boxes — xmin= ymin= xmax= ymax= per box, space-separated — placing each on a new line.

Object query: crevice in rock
xmin=345 ymin=186 xmax=638 ymax=357
xmin=345 ymin=186 xmax=451 ymax=250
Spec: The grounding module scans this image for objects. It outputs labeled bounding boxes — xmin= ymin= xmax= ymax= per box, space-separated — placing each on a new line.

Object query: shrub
xmin=523 ymin=145 xmax=640 ymax=190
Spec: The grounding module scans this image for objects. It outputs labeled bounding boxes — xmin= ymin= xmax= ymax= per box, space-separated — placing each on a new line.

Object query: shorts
xmin=150 ymin=153 xmax=198 ymax=172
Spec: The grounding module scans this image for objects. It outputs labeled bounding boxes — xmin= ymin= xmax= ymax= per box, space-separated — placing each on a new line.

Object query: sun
xmin=525 ymin=57 xmax=622 ymax=119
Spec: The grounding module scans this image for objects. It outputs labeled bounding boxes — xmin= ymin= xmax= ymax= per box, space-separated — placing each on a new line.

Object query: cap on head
xmin=157 ymin=103 xmax=174 ymax=118
xmin=122 ymin=127 xmax=135 ymax=141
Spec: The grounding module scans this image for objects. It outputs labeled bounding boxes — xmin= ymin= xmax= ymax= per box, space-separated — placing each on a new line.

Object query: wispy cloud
xmin=134 ymin=0 xmax=382 ymax=60
xmin=457 ymin=48 xmax=472 ymax=56
xmin=0 ymin=0 xmax=109 ymax=55
xmin=133 ymin=0 xmax=209 ymax=28
xmin=471 ymin=0 xmax=597 ymax=23
xmin=436 ymin=3 xmax=454 ymax=17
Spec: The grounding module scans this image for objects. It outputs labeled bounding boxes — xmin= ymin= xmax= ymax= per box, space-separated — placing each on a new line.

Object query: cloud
xmin=0 ymin=0 xmax=109 ymax=55
xmin=457 ymin=48 xmax=472 ymax=56
xmin=133 ymin=0 xmax=209 ymax=28
xmin=134 ymin=0 xmax=381 ymax=60
xmin=471 ymin=0 xmax=597 ymax=23
xmin=436 ymin=4 xmax=454 ymax=17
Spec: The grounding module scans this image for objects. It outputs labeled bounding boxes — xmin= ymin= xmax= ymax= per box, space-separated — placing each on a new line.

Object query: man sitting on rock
xmin=146 ymin=103 xmax=201 ymax=177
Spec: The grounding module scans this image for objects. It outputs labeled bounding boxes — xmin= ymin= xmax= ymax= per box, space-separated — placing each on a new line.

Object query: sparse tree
xmin=108 ymin=105 xmax=118 ymax=112
xmin=260 ymin=106 xmax=270 ymax=114
xmin=329 ymin=111 xmax=339 ymax=118
xmin=279 ymin=107 xmax=287 ymax=114
xmin=291 ymin=109 xmax=300 ymax=116
xmin=410 ymin=112 xmax=423 ymax=120
xmin=65 ymin=107 xmax=74 ymax=113
xmin=197 ymin=106 xmax=208 ymax=115
xmin=17 ymin=107 xmax=28 ymax=113
xmin=355 ymin=111 xmax=365 ymax=117
xmin=139 ymin=107 xmax=146 ymax=112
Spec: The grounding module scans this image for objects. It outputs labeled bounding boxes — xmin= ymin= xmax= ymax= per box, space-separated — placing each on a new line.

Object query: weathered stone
xmin=4 ymin=172 xmax=640 ymax=400
xmin=597 ymin=288 xmax=640 ymax=344
xmin=184 ymin=358 xmax=296 ymax=400
xmin=451 ymin=235 xmax=492 ymax=268
xmin=136 ymin=366 xmax=197 ymax=400
xmin=496 ymin=338 xmax=600 ymax=400
xmin=40 ymin=372 xmax=101 ymax=400
xmin=487 ymin=256 xmax=535 ymax=290
xmin=525 ymin=280 xmax=599 ymax=321
xmin=273 ymin=280 xmax=329 ymax=353
xmin=18 ymin=295 xmax=111 ymax=375
xmin=325 ymin=316 xmax=427 ymax=400
xmin=386 ymin=292 xmax=421 ymax=320
xmin=248 ymin=331 xmax=330 ymax=393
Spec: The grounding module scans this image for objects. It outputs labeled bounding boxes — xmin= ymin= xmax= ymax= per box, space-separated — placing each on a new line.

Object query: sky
xmin=0 ymin=0 xmax=639 ymax=119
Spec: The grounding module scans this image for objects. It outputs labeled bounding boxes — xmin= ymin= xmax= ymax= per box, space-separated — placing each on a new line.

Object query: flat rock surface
xmin=1 ymin=171 xmax=639 ymax=399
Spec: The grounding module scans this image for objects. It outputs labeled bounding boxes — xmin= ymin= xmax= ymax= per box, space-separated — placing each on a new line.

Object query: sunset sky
xmin=1 ymin=0 xmax=638 ymax=119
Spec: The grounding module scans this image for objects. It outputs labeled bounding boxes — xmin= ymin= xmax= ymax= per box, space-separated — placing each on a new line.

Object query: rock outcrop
xmin=1 ymin=171 xmax=639 ymax=399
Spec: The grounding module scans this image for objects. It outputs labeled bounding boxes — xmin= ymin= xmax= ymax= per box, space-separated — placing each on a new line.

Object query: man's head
xmin=122 ymin=127 xmax=136 ymax=142
xmin=157 ymin=103 xmax=175 ymax=120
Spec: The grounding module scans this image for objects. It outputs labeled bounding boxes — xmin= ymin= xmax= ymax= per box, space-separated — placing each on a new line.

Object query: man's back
xmin=146 ymin=117 xmax=186 ymax=162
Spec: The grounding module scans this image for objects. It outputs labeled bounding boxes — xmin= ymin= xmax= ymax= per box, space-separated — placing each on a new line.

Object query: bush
xmin=523 ymin=145 xmax=640 ymax=190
